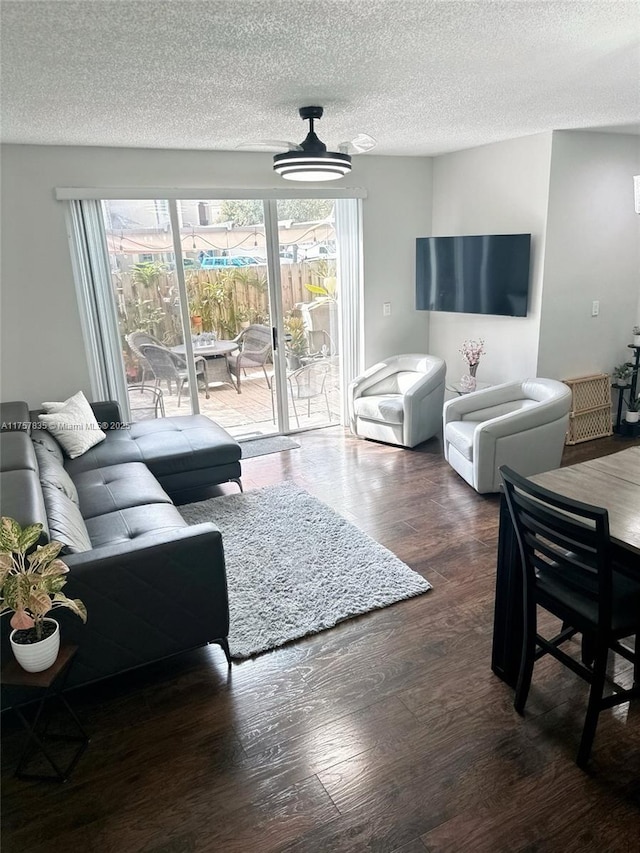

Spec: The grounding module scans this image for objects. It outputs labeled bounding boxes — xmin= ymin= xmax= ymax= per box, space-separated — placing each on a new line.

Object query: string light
xmin=106 ymin=221 xmax=331 ymax=253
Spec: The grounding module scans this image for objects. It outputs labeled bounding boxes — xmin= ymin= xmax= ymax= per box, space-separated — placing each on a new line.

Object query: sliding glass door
xmin=275 ymin=199 xmax=340 ymax=430
xmin=72 ymin=194 xmax=361 ymax=436
xmin=104 ymin=199 xmax=197 ymax=418
xmin=179 ymin=199 xmax=277 ymax=437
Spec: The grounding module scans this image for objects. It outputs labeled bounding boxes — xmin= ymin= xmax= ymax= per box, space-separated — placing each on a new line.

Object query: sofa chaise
xmin=0 ymin=399 xmax=242 ymax=690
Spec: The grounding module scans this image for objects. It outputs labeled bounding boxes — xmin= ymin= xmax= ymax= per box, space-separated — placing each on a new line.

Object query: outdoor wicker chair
xmin=138 ymin=342 xmax=210 ymax=406
xmin=226 ymin=324 xmax=273 ymax=393
xmin=126 ymin=331 xmax=166 ymax=389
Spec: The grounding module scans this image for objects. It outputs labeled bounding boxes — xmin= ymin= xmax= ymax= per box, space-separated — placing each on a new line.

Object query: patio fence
xmin=114 ymin=260 xmax=335 ymax=354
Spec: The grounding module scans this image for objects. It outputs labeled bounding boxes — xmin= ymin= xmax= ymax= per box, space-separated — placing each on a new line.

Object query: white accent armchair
xmin=443 ymin=378 xmax=572 ymax=494
xmin=348 ymin=354 xmax=446 ymax=448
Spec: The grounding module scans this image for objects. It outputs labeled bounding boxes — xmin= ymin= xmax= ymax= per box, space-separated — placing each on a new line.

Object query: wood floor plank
xmin=420 ymin=755 xmax=640 ymax=853
xmin=2 ymin=429 xmax=638 ymax=852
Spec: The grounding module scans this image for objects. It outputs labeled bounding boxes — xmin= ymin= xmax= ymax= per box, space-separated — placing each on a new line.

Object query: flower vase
xmin=460 ymin=361 xmax=478 ymax=392
xmin=460 ymin=374 xmax=476 ymax=392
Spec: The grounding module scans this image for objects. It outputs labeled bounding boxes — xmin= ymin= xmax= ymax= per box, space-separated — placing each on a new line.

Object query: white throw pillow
xmin=39 ymin=391 xmax=106 ymax=459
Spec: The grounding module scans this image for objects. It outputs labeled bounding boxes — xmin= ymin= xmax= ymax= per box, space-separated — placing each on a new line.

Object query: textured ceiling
xmin=1 ymin=0 xmax=639 ymax=156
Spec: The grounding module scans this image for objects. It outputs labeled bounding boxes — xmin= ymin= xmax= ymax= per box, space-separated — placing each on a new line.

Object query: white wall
xmin=429 ymin=133 xmax=553 ymax=388
xmin=537 ymin=131 xmax=640 ymax=379
xmin=0 ymin=145 xmax=432 ymax=406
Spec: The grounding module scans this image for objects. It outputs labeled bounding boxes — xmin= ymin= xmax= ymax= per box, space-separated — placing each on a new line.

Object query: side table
xmin=1 ymin=644 xmax=89 ymax=782
xmin=446 ymin=380 xmax=492 ymax=396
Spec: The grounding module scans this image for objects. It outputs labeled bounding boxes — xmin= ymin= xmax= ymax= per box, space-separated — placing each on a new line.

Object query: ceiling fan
xmin=237 ymin=106 xmax=376 ymax=181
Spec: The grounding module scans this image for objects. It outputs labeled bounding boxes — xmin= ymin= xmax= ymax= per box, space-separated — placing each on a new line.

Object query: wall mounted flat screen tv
xmin=416 ymin=233 xmax=531 ymax=317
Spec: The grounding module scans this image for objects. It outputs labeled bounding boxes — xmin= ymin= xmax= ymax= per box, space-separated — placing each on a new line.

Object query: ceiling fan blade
xmin=235 ymin=140 xmax=303 ymax=152
xmin=337 ymin=134 xmax=377 ymax=155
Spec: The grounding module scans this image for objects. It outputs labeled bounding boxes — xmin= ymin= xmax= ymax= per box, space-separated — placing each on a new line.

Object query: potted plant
xmin=0 ymin=517 xmax=87 ymax=672
xmin=284 ymin=312 xmax=309 ymax=369
xmin=612 ymin=362 xmax=634 ymax=386
xmin=633 ymin=325 xmax=640 ymax=347
xmin=625 ymin=396 xmax=640 ymax=424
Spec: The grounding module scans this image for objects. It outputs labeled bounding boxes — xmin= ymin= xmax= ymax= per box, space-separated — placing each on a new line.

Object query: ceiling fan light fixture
xmin=273 ymin=150 xmax=352 ymax=181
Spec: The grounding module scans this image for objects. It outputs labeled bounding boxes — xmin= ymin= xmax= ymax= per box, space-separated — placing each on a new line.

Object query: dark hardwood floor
xmin=2 ymin=428 xmax=639 ymax=852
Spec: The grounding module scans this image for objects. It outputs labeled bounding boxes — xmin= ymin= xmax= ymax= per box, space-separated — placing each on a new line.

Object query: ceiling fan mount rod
xmin=299 ymin=106 xmax=324 ymax=122
xmin=299 ymin=106 xmax=326 ymax=151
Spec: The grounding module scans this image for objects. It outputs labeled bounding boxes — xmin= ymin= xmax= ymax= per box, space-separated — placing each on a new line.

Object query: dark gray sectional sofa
xmin=0 ymin=400 xmax=242 ymax=689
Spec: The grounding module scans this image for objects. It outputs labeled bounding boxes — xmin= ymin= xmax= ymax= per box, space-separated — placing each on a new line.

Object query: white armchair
xmin=442 ymin=378 xmax=572 ymax=494
xmin=348 ymin=354 xmax=446 ymax=448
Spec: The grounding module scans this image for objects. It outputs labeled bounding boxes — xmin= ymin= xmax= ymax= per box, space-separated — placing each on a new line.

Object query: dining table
xmin=171 ymin=340 xmax=239 ymax=389
xmin=491 ymin=445 xmax=640 ymax=688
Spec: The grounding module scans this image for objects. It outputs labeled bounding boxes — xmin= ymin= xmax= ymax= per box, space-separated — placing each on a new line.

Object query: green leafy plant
xmin=216 ymin=198 xmax=333 ymax=226
xmin=284 ymin=311 xmax=309 ymax=363
xmin=304 ymin=260 xmax=337 ymax=302
xmin=0 ymin=518 xmax=87 ymax=641
xmin=627 ymin=395 xmax=640 ymax=413
xmin=612 ymin=362 xmax=634 ymax=382
xmin=130 ymin=261 xmax=167 ymax=290
xmin=187 ymin=268 xmax=268 ymax=339
xmin=633 ymin=325 xmax=640 ymax=335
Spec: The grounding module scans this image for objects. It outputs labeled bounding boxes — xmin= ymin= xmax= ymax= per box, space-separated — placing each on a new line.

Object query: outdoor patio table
xmin=171 ymin=340 xmax=238 ymax=388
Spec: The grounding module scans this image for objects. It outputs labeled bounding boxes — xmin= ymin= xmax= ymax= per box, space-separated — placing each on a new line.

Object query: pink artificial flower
xmin=459 ymin=338 xmax=486 ymax=366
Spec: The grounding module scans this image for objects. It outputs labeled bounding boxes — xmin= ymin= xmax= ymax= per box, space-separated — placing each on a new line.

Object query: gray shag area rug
xmin=179 ymin=482 xmax=431 ymax=659
xmin=239 ymin=435 xmax=300 ymax=459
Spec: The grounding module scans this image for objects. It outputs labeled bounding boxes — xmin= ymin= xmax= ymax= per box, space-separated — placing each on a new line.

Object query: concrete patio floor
xmin=128 ymin=360 xmax=342 ymax=438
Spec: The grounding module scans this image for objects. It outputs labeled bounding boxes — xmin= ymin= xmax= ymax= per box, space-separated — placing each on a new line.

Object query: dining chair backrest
xmin=139 ymin=343 xmax=182 ymax=382
xmin=500 ymin=465 xmax=613 ymax=633
xmin=288 ymin=361 xmax=329 ymax=400
xmin=236 ymin=325 xmax=272 ymax=362
xmin=127 ymin=331 xmax=164 ymax=356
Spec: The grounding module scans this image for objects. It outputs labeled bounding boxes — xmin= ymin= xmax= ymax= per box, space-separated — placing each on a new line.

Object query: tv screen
xmin=416 ymin=233 xmax=531 ymax=317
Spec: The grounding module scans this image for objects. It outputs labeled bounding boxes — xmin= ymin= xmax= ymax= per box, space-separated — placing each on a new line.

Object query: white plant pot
xmin=625 ymin=411 xmax=640 ymax=424
xmin=633 ymin=335 xmax=640 ymax=347
xmin=10 ymin=618 xmax=60 ymax=672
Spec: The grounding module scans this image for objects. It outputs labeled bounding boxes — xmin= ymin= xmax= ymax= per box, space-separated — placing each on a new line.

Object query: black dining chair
xmin=500 ymin=464 xmax=640 ymax=768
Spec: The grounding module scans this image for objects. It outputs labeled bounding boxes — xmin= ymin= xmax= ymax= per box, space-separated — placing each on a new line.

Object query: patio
xmin=127 ymin=358 xmax=342 ymax=438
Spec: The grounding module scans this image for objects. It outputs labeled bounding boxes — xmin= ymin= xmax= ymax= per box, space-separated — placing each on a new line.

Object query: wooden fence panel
xmin=115 ymin=261 xmax=330 ymax=346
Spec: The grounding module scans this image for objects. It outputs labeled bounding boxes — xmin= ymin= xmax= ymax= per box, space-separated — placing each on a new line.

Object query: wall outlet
xmin=383 ymin=302 xmax=391 ymax=316
xmin=592 ymin=300 xmax=600 ymax=317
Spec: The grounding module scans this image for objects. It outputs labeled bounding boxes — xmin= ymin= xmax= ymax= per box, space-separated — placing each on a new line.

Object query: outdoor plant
xmin=121 ymin=297 xmax=166 ymax=339
xmin=304 ymin=259 xmax=337 ymax=302
xmin=612 ymin=362 xmax=634 ymax=383
xmin=284 ymin=311 xmax=309 ymax=366
xmin=187 ymin=268 xmax=268 ymax=339
xmin=130 ymin=261 xmax=167 ymax=290
xmin=0 ymin=517 xmax=87 ymax=642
